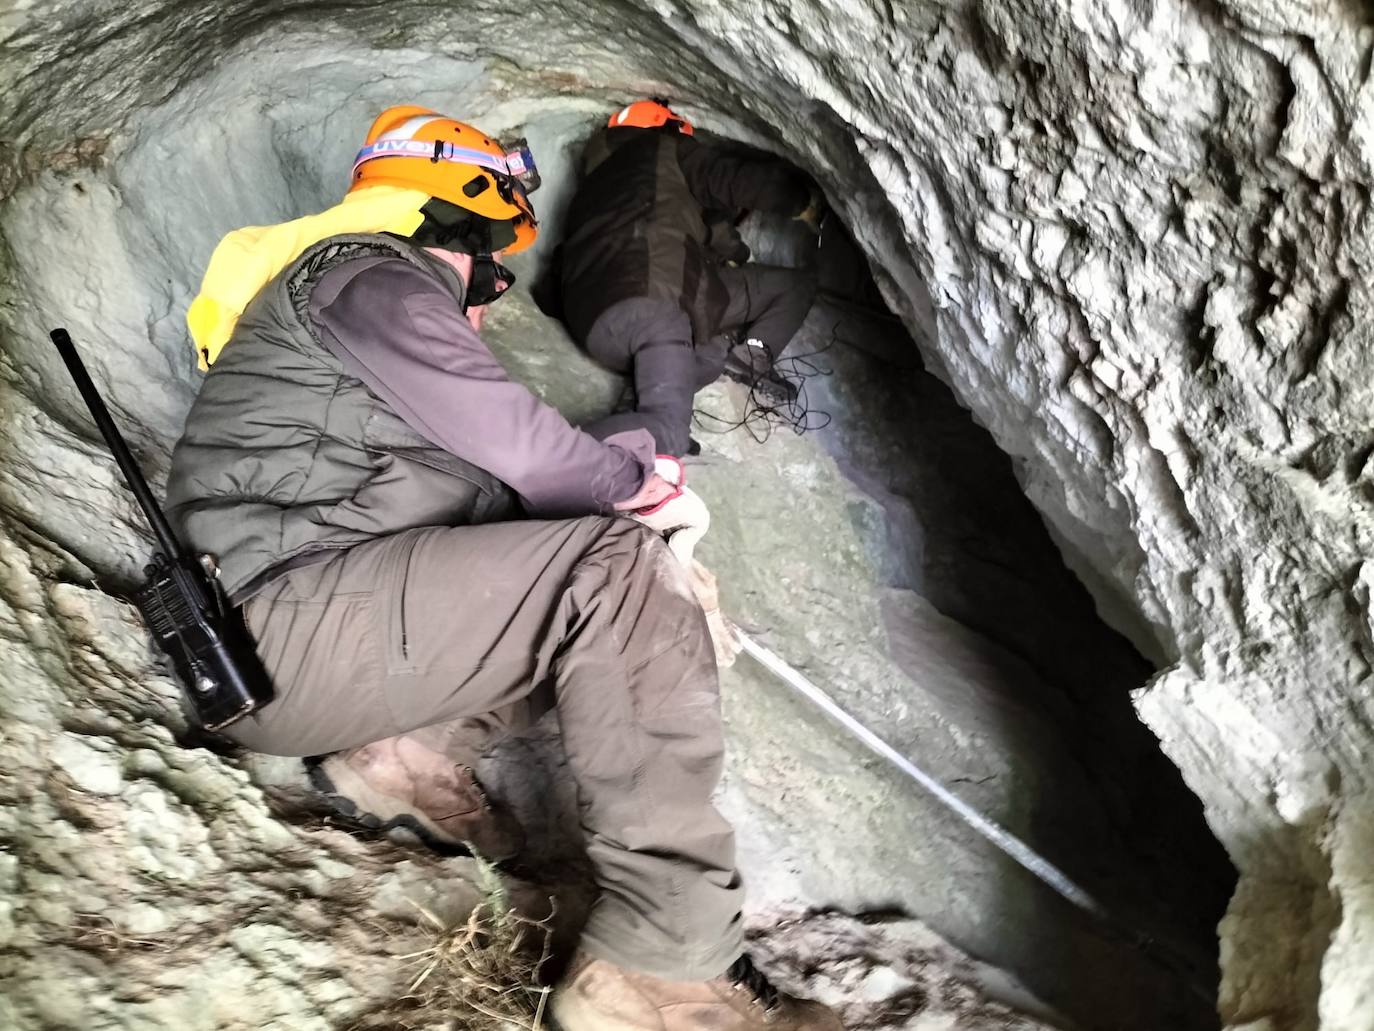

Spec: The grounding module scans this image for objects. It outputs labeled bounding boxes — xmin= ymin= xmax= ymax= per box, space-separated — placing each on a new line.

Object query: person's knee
xmin=580 ymin=519 xmax=690 ymax=598
xmin=563 ymin=514 xmax=625 ymax=552
xmin=586 ymin=516 xmax=662 ymax=562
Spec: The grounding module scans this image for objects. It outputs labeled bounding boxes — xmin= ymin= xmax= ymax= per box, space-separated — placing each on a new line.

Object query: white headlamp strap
xmin=353 ymin=114 xmax=517 ymax=177
xmin=352 ymin=139 xmax=514 ymax=177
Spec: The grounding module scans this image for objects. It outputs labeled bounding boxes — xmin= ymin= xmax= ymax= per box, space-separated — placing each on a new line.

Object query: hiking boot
xmin=721 ymin=339 xmax=801 ymax=405
xmin=309 ymin=737 xmax=524 ymax=861
xmin=751 ymin=368 xmax=801 ymax=405
xmin=551 ymin=950 xmax=843 ymax=1030
xmin=721 ymin=361 xmax=801 ymax=405
xmin=721 ymin=338 xmax=774 ymax=382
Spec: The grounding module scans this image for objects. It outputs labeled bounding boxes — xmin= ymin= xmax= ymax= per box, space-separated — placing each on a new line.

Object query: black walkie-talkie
xmin=49 ymin=328 xmax=272 ymax=730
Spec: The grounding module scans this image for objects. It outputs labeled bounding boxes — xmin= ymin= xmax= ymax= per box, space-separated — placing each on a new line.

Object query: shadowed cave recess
xmin=5 ymin=1 xmax=1374 ymax=1030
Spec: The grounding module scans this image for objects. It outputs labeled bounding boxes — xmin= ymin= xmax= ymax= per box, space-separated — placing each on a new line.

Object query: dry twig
xmin=393 ymin=859 xmax=556 ymax=1030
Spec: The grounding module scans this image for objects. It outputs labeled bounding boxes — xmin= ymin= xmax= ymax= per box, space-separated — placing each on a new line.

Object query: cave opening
xmin=1 ymin=9 xmax=1238 ymax=1031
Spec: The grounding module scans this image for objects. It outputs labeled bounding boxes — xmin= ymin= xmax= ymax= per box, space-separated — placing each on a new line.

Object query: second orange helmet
xmin=608 ymin=100 xmax=694 ymax=136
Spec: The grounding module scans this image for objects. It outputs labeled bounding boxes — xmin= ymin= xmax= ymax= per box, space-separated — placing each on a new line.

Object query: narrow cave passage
xmin=1 ymin=9 xmax=1237 ymax=1031
xmin=700 ymin=198 xmax=1238 ymax=1027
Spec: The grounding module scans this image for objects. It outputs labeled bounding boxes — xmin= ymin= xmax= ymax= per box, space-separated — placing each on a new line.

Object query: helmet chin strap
xmin=463 ymin=253 xmax=517 ymax=311
xmin=408 ymin=199 xmax=518 ymax=311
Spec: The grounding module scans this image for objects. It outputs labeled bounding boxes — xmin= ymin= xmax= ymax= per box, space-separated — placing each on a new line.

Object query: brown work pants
xmin=228 ymin=517 xmax=744 ymax=980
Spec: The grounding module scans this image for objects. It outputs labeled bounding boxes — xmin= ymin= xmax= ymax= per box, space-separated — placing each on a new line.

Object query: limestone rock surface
xmin=3 ymin=0 xmax=1373 ymax=1029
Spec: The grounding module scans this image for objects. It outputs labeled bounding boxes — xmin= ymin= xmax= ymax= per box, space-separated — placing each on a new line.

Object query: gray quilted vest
xmin=166 ymin=234 xmax=518 ymax=602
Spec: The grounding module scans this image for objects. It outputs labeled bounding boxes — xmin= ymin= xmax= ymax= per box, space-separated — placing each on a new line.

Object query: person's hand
xmin=632 ymin=487 xmax=710 ymax=565
xmin=620 ymin=456 xmax=709 ymax=565
xmin=613 ymin=472 xmax=677 ymax=512
xmin=613 ymin=455 xmax=686 ymax=512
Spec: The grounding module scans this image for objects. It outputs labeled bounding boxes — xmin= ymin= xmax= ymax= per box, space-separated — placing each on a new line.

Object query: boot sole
xmin=720 ymin=365 xmax=800 ymax=404
xmin=307 ymin=757 xmax=480 ymax=858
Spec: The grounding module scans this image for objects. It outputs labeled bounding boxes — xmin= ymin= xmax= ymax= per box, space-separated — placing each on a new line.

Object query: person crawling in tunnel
xmin=553 ymin=99 xmax=824 ymax=457
xmin=164 ymin=105 xmax=841 ymax=1031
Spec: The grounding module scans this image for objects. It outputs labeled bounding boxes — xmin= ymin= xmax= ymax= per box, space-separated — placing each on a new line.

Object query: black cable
xmin=693 ymin=329 xmax=837 ymax=444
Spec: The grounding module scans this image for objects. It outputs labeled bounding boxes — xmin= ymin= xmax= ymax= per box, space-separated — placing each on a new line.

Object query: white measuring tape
xmin=733 ymin=629 xmax=1112 ymax=921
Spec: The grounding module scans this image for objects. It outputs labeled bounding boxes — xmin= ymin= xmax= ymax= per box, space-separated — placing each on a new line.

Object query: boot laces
xmin=457 ymin=765 xmax=491 ymax=807
xmin=432 ymin=766 xmax=491 ymax=819
xmin=726 ymin=953 xmax=780 ymax=1012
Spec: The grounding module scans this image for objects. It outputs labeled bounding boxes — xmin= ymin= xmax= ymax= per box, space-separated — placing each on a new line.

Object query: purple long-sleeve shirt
xmin=308 ymin=254 xmax=654 ymax=516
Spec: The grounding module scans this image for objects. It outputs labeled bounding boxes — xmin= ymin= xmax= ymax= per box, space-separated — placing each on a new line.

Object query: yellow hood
xmin=186 ymin=186 xmax=430 ymax=370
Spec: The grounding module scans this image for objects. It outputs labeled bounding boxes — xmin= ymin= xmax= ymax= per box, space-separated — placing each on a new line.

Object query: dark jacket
xmin=558 ymin=127 xmax=810 ymax=348
xmin=167 ymin=234 xmax=652 ymax=602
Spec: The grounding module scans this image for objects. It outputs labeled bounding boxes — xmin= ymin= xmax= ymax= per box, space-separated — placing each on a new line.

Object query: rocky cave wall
xmin=4 ymin=1 xmax=1374 ymax=1030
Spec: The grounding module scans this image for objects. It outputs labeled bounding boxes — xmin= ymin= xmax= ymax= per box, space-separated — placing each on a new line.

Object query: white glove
xmin=688 ymin=561 xmax=740 ymax=668
xmin=626 ymin=459 xmax=733 ymax=665
xmin=629 ymin=455 xmax=710 ymax=566
xmin=630 ymin=486 xmax=710 ymax=566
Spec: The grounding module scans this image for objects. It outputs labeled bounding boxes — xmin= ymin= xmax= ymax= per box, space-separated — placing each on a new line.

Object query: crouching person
xmin=165 ymin=106 xmax=841 ymax=1031
xmin=559 ymin=100 xmax=821 ymax=457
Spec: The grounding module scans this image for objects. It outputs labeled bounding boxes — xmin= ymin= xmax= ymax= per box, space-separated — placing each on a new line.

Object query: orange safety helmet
xmin=349 ymin=105 xmax=538 ymax=254
xmin=608 ymin=99 xmax=694 ymax=136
